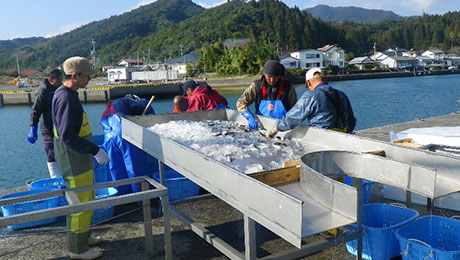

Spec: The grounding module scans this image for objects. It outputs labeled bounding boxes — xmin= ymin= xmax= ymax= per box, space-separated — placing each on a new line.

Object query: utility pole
xmin=148 ymin=48 xmax=151 ymax=65
xmin=91 ymin=39 xmax=97 ymax=67
xmin=373 ymin=42 xmax=377 ymax=61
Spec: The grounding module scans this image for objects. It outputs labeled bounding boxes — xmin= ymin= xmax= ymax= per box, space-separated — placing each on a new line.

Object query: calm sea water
xmin=1 ymin=74 xmax=460 ymax=189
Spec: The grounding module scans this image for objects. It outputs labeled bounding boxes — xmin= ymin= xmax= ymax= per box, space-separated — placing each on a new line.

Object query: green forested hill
xmin=304 ymin=5 xmax=401 ymax=24
xmin=0 ymin=0 xmax=204 ymax=71
xmin=2 ymin=0 xmax=460 ymax=73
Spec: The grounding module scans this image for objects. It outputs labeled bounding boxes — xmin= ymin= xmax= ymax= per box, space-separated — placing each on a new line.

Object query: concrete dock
xmin=1 ymin=112 xmax=460 ymax=259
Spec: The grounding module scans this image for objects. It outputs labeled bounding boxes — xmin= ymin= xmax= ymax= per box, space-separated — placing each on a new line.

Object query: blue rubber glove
xmin=27 ymin=126 xmax=38 ymax=144
xmin=242 ymin=110 xmax=258 ymax=130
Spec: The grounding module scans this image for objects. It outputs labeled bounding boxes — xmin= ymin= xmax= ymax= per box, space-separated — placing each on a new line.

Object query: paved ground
xmin=1 ymin=112 xmax=460 ymax=260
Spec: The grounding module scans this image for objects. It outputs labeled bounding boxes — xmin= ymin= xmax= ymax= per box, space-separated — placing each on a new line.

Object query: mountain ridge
xmin=304 ymin=4 xmax=402 ymax=24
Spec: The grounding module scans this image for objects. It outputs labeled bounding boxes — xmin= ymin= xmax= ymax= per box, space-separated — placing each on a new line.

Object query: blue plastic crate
xmin=92 ymin=187 xmax=118 ymax=224
xmin=154 ymin=169 xmax=200 ymax=201
xmin=344 ymin=176 xmax=373 ymax=204
xmin=30 ymin=177 xmax=118 ymax=224
xmin=346 ymin=203 xmax=419 ymax=260
xmin=395 ymin=215 xmax=460 ymax=260
xmin=0 ymin=189 xmax=60 ymax=230
xmin=30 ymin=177 xmax=68 ymax=206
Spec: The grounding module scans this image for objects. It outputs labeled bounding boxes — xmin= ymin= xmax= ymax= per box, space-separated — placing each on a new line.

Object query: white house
xmin=279 ymin=56 xmax=299 ymax=68
xmin=118 ymin=59 xmax=144 ymax=67
xmin=290 ymin=49 xmax=323 ymax=69
xmin=166 ymin=51 xmax=199 ymax=76
xmin=318 ymin=44 xmax=345 ymax=68
xmin=421 ymin=49 xmax=445 ymax=61
xmin=380 ymin=56 xmax=418 ymax=69
xmin=348 ymin=56 xmax=375 ymax=70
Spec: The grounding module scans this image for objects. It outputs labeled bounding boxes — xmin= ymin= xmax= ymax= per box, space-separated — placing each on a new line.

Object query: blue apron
xmin=257 ymin=79 xmax=287 ymax=119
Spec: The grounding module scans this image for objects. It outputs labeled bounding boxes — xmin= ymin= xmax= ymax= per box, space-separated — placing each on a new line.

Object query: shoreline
xmin=0 ymin=69 xmax=459 ymax=106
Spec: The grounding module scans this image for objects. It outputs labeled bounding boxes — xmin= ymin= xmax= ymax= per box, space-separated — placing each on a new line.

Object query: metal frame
xmin=122 ymin=110 xmax=364 ymax=259
xmin=0 ymin=177 xmax=172 ymax=259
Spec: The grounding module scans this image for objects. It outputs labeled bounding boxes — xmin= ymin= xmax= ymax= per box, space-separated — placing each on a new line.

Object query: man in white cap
xmin=266 ymin=68 xmax=356 ymax=138
xmin=52 ymin=56 xmax=109 ymax=259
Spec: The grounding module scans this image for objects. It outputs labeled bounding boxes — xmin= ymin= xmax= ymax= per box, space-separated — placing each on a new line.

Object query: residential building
xmin=290 ymin=49 xmax=323 ymax=69
xmin=118 ymin=59 xmax=144 ymax=67
xmin=444 ymin=54 xmax=460 ymax=67
xmin=380 ymin=56 xmax=418 ymax=69
xmin=318 ymin=44 xmax=345 ymax=68
xmin=348 ymin=57 xmax=375 ymax=70
xmin=165 ymin=51 xmax=199 ymax=76
xmin=279 ymin=56 xmax=299 ymax=69
xmin=421 ymin=49 xmax=445 ymax=61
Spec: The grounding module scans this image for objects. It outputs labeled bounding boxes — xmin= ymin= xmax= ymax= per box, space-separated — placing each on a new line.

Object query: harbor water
xmin=1 ymin=74 xmax=460 ymax=189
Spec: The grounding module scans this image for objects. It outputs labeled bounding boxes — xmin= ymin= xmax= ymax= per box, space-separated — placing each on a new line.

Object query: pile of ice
xmin=148 ymin=120 xmax=304 ymax=174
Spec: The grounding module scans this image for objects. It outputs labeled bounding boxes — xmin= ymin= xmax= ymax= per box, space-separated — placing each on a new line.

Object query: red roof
xmin=21 ymin=70 xmax=41 ymax=77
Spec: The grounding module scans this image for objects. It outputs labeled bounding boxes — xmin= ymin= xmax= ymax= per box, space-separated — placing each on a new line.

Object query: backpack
xmin=319 ymin=88 xmax=356 ymax=133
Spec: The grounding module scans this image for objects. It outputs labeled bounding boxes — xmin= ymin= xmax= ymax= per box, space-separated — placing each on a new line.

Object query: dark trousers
xmin=42 ymin=132 xmax=55 ymax=162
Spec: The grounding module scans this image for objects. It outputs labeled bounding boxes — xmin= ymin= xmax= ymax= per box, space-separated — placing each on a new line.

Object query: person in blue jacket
xmin=265 ymin=68 xmax=356 ymax=138
xmin=27 ymin=69 xmax=63 ymax=178
xmin=101 ymin=94 xmax=155 ymax=195
xmin=236 ymin=60 xmax=297 ymax=129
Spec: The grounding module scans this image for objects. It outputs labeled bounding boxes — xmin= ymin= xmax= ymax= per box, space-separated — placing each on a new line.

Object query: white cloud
xmin=45 ymin=22 xmax=85 ymax=38
xmin=401 ymin=0 xmax=436 ymax=14
xmin=196 ymin=0 xmax=226 ymax=9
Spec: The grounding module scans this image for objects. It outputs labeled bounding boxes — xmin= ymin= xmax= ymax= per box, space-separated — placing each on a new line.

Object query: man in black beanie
xmin=236 ymin=60 xmax=297 ymax=129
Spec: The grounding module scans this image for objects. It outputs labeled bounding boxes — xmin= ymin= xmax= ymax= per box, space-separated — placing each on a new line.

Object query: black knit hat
xmin=263 ymin=60 xmax=285 ymax=77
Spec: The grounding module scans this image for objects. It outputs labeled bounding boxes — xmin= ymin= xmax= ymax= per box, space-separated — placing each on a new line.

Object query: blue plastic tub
xmin=344 ymin=176 xmax=373 ymax=204
xmin=0 ymin=189 xmax=60 ymax=230
xmin=154 ymin=169 xmax=200 ymax=201
xmin=395 ymin=215 xmax=460 ymax=260
xmin=92 ymin=187 xmax=118 ymax=224
xmin=346 ymin=203 xmax=419 ymax=260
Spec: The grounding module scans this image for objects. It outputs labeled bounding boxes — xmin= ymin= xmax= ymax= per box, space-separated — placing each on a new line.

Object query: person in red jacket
xmin=187 ymin=81 xmax=229 ymax=111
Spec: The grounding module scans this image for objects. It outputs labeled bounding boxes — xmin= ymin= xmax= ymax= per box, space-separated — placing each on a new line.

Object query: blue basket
xmin=344 ymin=176 xmax=373 ymax=204
xmin=154 ymin=169 xmax=200 ymax=201
xmin=395 ymin=215 xmax=460 ymax=260
xmin=0 ymin=189 xmax=60 ymax=230
xmin=346 ymin=203 xmax=419 ymax=260
xmin=92 ymin=187 xmax=118 ymax=224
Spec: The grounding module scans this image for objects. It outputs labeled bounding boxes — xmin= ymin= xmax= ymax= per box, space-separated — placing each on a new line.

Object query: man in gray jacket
xmin=266 ymin=68 xmax=356 ymax=138
xmin=27 ymin=69 xmax=63 ymax=177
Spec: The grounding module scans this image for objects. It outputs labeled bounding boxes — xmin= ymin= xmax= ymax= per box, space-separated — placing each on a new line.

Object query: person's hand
xmin=242 ymin=110 xmax=258 ymax=130
xmin=27 ymin=126 xmax=38 ymax=144
xmin=265 ymin=127 xmax=278 ymax=139
xmin=94 ymin=148 xmax=110 ymax=164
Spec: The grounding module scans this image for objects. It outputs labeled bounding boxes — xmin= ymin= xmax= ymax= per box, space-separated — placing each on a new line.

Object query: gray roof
xmin=166 ymin=52 xmax=199 ymax=64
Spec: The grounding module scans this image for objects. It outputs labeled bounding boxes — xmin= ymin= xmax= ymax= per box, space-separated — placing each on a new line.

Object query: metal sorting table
xmin=0 ymin=177 xmax=172 ymax=259
xmin=122 ymin=109 xmax=460 ymax=260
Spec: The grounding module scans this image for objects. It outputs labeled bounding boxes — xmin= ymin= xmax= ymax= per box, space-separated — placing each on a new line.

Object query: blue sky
xmin=1 ymin=0 xmax=459 ymax=41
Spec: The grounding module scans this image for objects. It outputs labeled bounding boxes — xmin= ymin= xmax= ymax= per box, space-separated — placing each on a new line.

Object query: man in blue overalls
xmin=101 ymin=94 xmax=155 ymax=195
xmin=236 ymin=60 xmax=297 ymax=129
